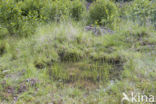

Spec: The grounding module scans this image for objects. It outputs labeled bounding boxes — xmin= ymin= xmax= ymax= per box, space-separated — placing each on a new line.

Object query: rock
xmin=85 ymin=26 xmax=114 ymax=36
xmin=18 ymin=82 xmax=27 ymax=93
xmin=26 ymin=78 xmax=39 ymax=87
xmin=17 ymin=78 xmax=39 ymax=94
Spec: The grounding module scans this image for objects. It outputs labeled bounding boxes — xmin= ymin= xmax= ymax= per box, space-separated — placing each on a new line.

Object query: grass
xmin=0 ymin=21 xmax=156 ymax=104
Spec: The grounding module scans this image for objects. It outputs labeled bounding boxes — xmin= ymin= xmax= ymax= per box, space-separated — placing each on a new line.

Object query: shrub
xmin=0 ymin=0 xmax=86 ymax=37
xmin=0 ymin=0 xmax=37 ymax=37
xmin=20 ymin=0 xmax=44 ymax=18
xmin=41 ymin=0 xmax=85 ymax=21
xmin=125 ymin=0 xmax=155 ymax=25
xmin=41 ymin=0 xmax=70 ymax=21
xmin=69 ymin=0 xmax=86 ymax=20
xmin=88 ymin=0 xmax=118 ymax=28
xmin=0 ymin=0 xmax=19 ymax=35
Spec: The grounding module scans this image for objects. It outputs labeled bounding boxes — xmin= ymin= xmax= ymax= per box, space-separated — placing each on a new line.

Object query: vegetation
xmin=88 ymin=0 xmax=118 ymax=28
xmin=0 ymin=0 xmax=155 ymax=103
xmin=122 ymin=0 xmax=156 ymax=25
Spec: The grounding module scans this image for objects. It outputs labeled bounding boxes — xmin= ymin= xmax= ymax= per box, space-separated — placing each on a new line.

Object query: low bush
xmin=41 ymin=0 xmax=85 ymax=21
xmin=0 ymin=0 xmax=86 ymax=37
xmin=0 ymin=0 xmax=38 ymax=37
xmin=20 ymin=0 xmax=44 ymax=18
xmin=69 ymin=0 xmax=86 ymax=20
xmin=122 ymin=0 xmax=155 ymax=25
xmin=88 ymin=0 xmax=118 ymax=28
xmin=41 ymin=0 xmax=69 ymax=21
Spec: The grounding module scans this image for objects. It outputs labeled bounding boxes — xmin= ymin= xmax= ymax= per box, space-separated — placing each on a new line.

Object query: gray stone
xmin=85 ymin=26 xmax=114 ymax=36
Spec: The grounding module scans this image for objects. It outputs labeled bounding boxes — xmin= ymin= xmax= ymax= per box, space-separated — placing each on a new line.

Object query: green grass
xmin=0 ymin=0 xmax=155 ymax=103
xmin=0 ymin=21 xmax=156 ymax=104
